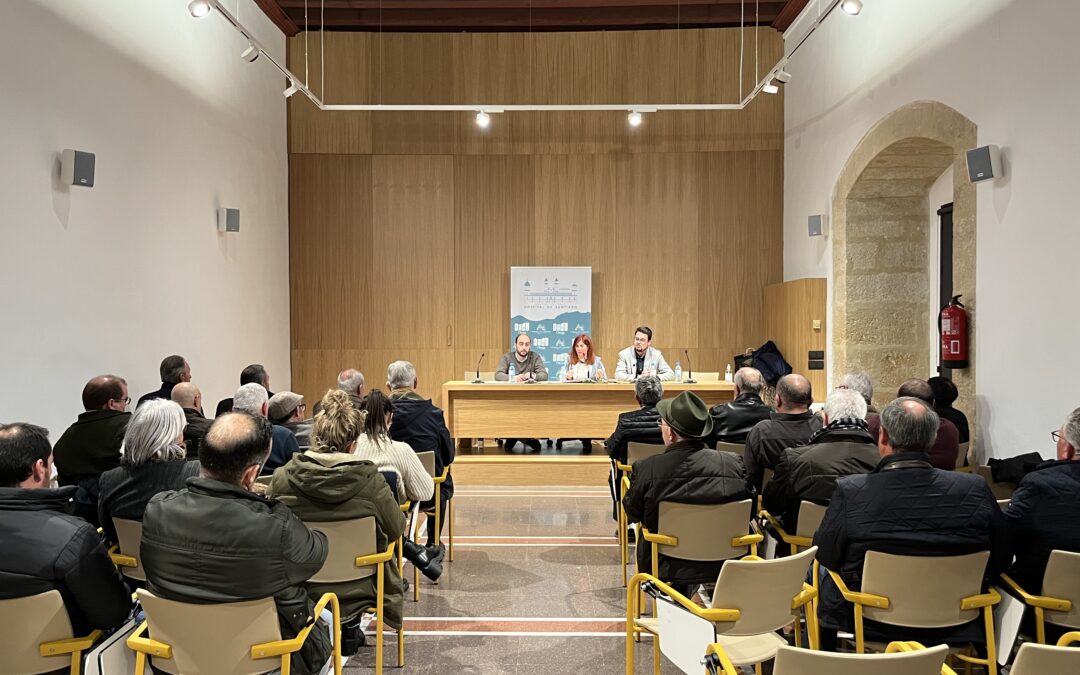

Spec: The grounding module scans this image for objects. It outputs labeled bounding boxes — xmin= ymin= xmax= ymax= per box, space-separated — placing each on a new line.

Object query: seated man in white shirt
xmin=614 ymin=326 xmax=675 ymax=382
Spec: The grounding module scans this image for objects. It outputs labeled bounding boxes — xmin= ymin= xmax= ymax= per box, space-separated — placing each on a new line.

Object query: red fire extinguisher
xmin=939 ymin=295 xmax=969 ymax=369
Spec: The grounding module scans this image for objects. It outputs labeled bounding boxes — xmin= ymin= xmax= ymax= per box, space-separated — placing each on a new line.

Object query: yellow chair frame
xmin=827 ymin=570 xmax=1001 ymax=674
xmin=626 ymin=571 xmax=817 ymax=675
xmin=758 ymin=508 xmax=820 ymax=648
xmin=1059 ymin=630 xmax=1080 ymax=645
xmin=999 ymin=573 xmax=1073 ymax=645
xmin=127 ymin=592 xmax=343 ymax=675
xmin=705 ymin=641 xmax=960 ymax=675
xmin=39 ymin=630 xmax=104 ymax=675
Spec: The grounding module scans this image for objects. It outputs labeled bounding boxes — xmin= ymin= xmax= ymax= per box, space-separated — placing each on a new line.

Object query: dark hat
xmin=656 ymin=391 xmax=714 ymax=439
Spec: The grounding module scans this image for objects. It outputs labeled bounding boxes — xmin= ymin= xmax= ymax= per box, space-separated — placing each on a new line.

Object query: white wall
xmin=783 ymin=0 xmax=1080 ymax=459
xmin=927 ymin=168 xmax=952 ymax=377
xmin=0 ymin=1 xmax=289 ymax=439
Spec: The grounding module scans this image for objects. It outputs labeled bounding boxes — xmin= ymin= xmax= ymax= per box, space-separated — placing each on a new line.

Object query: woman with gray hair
xmin=98 ymin=398 xmax=199 ymax=546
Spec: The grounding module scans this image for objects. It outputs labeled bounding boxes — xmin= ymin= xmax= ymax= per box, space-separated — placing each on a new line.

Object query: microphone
xmin=472 ymin=352 xmax=486 ymax=383
xmin=683 ymin=349 xmax=697 ymax=384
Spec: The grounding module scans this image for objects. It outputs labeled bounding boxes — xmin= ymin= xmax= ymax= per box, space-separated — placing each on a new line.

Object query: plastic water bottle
xmin=508 ymin=365 xmax=516 ymax=382
xmin=725 ymin=364 xmax=733 ymax=383
xmin=674 ymin=361 xmax=683 ymax=382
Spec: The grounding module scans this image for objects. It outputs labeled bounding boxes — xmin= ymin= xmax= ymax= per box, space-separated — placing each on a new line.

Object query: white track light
xmin=775 ymin=69 xmax=792 ymax=84
xmin=627 ymin=110 xmax=643 ymax=127
xmin=188 ymin=0 xmax=213 ymax=18
xmin=840 ymin=0 xmax=863 ymax=15
xmin=763 ymin=80 xmax=779 ymax=94
xmin=475 ymin=110 xmax=491 ymax=128
xmin=240 ymin=43 xmax=260 ymax=63
xmin=283 ymin=81 xmax=299 ymax=98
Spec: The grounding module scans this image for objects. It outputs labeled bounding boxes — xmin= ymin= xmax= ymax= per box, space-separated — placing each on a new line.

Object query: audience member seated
xmin=603 ymin=375 xmax=663 ymax=522
xmin=813 ymin=397 xmax=1008 ymax=651
xmin=313 ymin=368 xmax=366 ymax=415
xmin=1003 ymin=406 xmax=1080 ymax=593
xmin=623 ymin=391 xmax=752 ymax=593
xmin=387 ymin=360 xmax=455 ymax=556
xmin=97 ymin=399 xmax=199 ymax=546
xmin=53 ymin=374 xmax=131 ymax=525
xmin=137 ymin=354 xmax=190 ymax=407
xmin=840 ymin=371 xmax=878 ymax=417
xmin=141 ymin=413 xmax=331 ymax=674
xmin=215 ymin=363 xmax=272 ymax=417
xmin=867 ymin=379 xmax=960 ymax=471
xmin=355 ymin=390 xmax=435 ymax=506
xmin=762 ymin=387 xmax=876 ymax=531
xmin=0 ymin=423 xmax=133 ymax=635
xmin=270 ymin=389 xmax=407 ymax=656
xmin=270 ymin=391 xmax=313 ymax=450
xmin=171 ymin=382 xmax=211 ymax=458
xmin=232 ymin=382 xmax=300 ymax=475
xmin=929 ymin=376 xmax=971 ymax=445
xmin=744 ymin=373 xmax=821 ymax=492
xmin=709 ymin=367 xmax=773 ymax=444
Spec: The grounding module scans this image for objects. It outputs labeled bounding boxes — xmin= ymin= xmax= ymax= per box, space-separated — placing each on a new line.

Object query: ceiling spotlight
xmin=763 ymin=80 xmax=779 ymax=94
xmin=840 ymin=0 xmax=863 ymax=15
xmin=240 ymin=43 xmax=260 ymax=63
xmin=283 ymin=81 xmax=299 ymax=98
xmin=187 ymin=0 xmax=213 ymax=18
xmin=627 ymin=110 xmax=643 ymax=128
xmin=475 ymin=110 xmax=491 ymax=128
xmin=775 ymin=69 xmax=792 ymax=84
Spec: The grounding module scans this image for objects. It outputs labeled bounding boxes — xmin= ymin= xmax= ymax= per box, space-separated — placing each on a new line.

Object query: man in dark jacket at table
xmin=813 ymin=396 xmax=1008 ymax=651
xmin=623 ymin=391 xmax=753 ymax=592
xmin=1003 ymin=406 xmax=1080 ymax=593
xmin=141 ymin=413 xmax=331 ymax=675
xmin=0 ymin=423 xmax=133 ymax=636
xmin=604 ymin=376 xmax=664 ymax=522
xmin=709 ymin=367 xmax=773 ymax=444
xmin=387 ymin=360 xmax=455 ymax=556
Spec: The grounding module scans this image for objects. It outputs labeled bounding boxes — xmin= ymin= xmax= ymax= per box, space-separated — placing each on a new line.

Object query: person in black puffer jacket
xmin=624 ymin=391 xmax=752 ymax=591
xmin=1004 ymin=407 xmax=1080 ymax=594
xmin=813 ymin=397 xmax=1009 ymax=652
xmin=604 ymin=376 xmax=663 ymax=521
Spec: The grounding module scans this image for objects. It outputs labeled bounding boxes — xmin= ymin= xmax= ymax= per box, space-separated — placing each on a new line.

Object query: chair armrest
xmin=731 ymin=533 xmax=764 ymax=548
xmin=640 ymin=527 xmax=678 ymax=546
xmin=960 ymin=587 xmax=1001 ymax=611
xmin=704 ymin=643 xmax=739 ymax=675
xmin=999 ymin=574 xmax=1072 ymax=611
xmin=356 ymin=540 xmax=397 ymax=568
xmin=399 ymin=500 xmax=412 ymax=513
xmin=885 ymin=641 xmax=926 ymax=653
xmin=620 ymin=476 xmax=631 ymax=493
xmin=791 ymin=582 xmax=818 ymax=610
xmin=433 ymin=466 xmax=450 ymax=483
xmin=758 ymin=510 xmax=789 ymax=538
xmin=827 ymin=570 xmax=890 ymax=608
xmin=628 ymin=572 xmax=742 ymax=623
xmin=127 ymin=621 xmax=173 ymax=659
xmin=252 ymin=592 xmax=341 ymax=660
xmin=108 ymin=545 xmax=139 ymax=569
xmin=615 ymin=462 xmax=632 ymax=473
xmin=40 ymin=629 xmax=103 ymax=657
xmin=1057 ymin=631 xmax=1080 ymax=647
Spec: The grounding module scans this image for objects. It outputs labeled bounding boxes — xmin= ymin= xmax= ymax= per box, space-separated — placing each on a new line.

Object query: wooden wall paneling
xmin=453 ymin=155 xmax=536 ymax=354
xmin=289 ymin=154 xmax=373 ymax=350
xmin=607 ymin=152 xmax=700 ymax=361
xmin=287 ymin=32 xmax=373 ymax=154
xmin=764 ymin=278 xmax=828 ymax=396
xmin=292 ymin=348 xmax=456 ymax=410
xmin=369 ymin=155 xmax=455 ymax=351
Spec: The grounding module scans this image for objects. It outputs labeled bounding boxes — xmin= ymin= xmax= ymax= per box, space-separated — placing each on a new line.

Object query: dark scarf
xmin=806 ymin=416 xmax=870 ymax=445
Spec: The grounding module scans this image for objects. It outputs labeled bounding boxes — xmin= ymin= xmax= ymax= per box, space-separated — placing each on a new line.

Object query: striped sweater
xmin=353 ymin=433 xmax=435 ymax=503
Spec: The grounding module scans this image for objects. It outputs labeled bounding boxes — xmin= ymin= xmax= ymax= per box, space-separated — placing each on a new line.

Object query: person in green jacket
xmin=270 ymin=389 xmax=406 ymax=655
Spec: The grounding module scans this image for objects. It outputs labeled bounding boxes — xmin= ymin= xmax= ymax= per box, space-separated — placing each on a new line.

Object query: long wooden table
xmin=442 ymin=380 xmax=736 ymax=439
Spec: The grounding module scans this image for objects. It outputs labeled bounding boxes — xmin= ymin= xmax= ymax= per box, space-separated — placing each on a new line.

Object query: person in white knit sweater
xmin=353 ymin=389 xmax=434 ymax=505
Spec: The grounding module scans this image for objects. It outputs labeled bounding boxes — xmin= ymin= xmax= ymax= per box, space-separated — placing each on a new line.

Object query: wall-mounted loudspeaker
xmin=966 ymin=145 xmax=1002 ymax=183
xmin=808 ymin=213 xmax=828 ymax=237
xmin=217 ymin=207 xmax=240 ymax=233
xmin=61 ymin=149 xmax=95 ymax=187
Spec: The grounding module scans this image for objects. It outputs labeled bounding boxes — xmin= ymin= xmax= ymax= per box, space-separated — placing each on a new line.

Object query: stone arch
xmin=832 ymin=100 xmax=977 ymax=436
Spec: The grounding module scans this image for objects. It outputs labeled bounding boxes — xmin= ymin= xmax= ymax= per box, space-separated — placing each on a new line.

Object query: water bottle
xmin=674 ymin=361 xmax=683 ymax=382
xmin=508 ymin=365 xmax=516 ymax=382
xmin=724 ymin=364 xmax=733 ymax=383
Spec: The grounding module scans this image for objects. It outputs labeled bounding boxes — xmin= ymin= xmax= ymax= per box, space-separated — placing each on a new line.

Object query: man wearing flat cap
xmin=623 ymin=391 xmax=753 ymax=591
xmin=269 ymin=391 xmax=313 ymax=450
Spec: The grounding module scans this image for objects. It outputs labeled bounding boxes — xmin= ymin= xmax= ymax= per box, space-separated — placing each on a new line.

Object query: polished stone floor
xmin=343 ymin=484 xmax=663 ymax=674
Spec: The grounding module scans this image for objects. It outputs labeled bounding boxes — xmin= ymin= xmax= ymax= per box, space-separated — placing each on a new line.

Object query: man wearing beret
xmin=269 ymin=391 xmax=313 ymax=450
xmin=623 ymin=391 xmax=753 ymax=592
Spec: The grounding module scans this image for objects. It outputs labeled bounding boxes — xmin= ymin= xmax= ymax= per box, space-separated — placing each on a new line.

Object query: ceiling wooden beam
xmin=771 ymin=0 xmax=811 ymax=32
xmin=253 ymin=0 xmax=301 ymax=37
